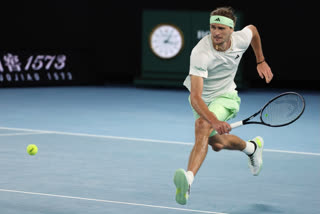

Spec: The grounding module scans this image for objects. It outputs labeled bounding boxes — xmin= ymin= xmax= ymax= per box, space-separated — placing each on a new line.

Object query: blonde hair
xmin=210 ymin=7 xmax=237 ymax=28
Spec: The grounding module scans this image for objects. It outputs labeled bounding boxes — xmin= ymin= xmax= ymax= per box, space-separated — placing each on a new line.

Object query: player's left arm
xmin=247 ymin=25 xmax=273 ymax=83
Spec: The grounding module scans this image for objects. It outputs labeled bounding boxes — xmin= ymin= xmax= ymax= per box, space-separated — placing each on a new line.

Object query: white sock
xmin=186 ymin=171 xmax=194 ymax=185
xmin=242 ymin=141 xmax=256 ymax=156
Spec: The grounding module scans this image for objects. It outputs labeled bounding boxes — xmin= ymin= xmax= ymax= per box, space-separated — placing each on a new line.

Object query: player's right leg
xmin=174 ymin=117 xmax=212 ymax=205
xmin=173 ymin=168 xmax=191 ymax=205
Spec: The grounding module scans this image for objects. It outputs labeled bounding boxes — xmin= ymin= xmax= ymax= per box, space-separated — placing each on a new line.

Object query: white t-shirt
xmin=183 ymin=27 xmax=253 ymax=104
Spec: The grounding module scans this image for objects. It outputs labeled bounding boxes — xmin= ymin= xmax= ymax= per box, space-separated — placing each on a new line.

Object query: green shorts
xmin=189 ymin=91 xmax=241 ymax=136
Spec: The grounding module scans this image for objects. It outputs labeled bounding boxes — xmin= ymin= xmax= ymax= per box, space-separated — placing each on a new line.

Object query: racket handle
xmin=230 ymin=121 xmax=243 ymax=129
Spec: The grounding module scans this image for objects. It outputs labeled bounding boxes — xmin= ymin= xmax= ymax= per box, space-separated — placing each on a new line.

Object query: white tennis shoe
xmin=174 ymin=168 xmax=190 ymax=205
xmin=248 ymin=136 xmax=264 ymax=176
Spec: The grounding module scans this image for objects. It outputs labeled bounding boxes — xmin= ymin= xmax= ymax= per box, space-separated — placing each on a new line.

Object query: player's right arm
xmin=190 ymin=75 xmax=231 ymax=135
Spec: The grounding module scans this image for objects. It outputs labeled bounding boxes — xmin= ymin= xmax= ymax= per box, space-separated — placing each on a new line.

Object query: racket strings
xmin=261 ymin=94 xmax=304 ymax=126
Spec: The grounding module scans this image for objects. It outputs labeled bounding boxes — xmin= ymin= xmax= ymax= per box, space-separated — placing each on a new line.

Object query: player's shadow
xmin=234 ymin=203 xmax=283 ymax=214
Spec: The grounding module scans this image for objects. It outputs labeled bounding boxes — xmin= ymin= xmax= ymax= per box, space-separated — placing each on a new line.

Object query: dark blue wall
xmin=0 ymin=0 xmax=317 ymax=89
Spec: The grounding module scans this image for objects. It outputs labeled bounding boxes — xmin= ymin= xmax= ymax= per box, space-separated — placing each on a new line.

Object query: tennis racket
xmin=230 ymin=92 xmax=305 ymax=129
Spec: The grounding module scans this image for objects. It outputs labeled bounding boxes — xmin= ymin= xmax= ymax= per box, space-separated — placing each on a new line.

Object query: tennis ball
xmin=27 ymin=144 xmax=38 ymax=155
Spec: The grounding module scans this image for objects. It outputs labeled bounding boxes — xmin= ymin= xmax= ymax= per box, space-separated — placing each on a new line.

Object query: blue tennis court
xmin=0 ymin=86 xmax=319 ymax=214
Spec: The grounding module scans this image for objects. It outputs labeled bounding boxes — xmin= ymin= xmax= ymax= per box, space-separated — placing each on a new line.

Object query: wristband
xmin=257 ymin=59 xmax=265 ymax=64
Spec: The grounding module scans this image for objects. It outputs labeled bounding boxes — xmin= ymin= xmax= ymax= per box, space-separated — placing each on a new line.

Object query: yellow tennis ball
xmin=27 ymin=144 xmax=38 ymax=155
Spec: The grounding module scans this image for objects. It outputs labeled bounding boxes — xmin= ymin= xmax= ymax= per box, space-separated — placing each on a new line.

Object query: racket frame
xmin=231 ymin=92 xmax=305 ymax=128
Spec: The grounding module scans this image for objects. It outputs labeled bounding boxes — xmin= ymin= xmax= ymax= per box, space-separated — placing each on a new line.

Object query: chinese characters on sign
xmin=0 ymin=53 xmax=72 ymax=83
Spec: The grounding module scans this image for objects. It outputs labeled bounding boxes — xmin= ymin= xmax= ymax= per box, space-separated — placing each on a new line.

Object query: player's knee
xmin=195 ymin=118 xmax=212 ymax=131
xmin=211 ymin=143 xmax=224 ymax=152
xmin=209 ymin=136 xmax=225 ymax=152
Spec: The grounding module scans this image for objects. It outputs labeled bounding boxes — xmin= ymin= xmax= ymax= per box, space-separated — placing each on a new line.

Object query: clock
xmin=149 ymin=24 xmax=184 ymax=59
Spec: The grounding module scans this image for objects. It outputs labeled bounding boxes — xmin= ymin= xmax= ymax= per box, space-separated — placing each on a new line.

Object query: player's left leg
xmin=208 ymin=134 xmax=264 ymax=176
xmin=208 ymin=133 xmax=246 ymax=152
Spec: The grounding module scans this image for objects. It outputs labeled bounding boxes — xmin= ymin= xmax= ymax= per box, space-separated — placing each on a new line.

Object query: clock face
xmin=149 ymin=24 xmax=184 ymax=59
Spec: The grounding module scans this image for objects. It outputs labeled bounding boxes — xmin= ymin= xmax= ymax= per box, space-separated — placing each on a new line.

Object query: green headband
xmin=210 ymin=15 xmax=234 ymax=28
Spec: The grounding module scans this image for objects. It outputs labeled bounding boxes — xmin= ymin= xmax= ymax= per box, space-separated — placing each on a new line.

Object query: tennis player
xmin=174 ymin=7 xmax=273 ymax=205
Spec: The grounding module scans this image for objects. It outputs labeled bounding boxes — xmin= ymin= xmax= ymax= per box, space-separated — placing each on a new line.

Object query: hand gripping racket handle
xmin=230 ymin=121 xmax=243 ymax=129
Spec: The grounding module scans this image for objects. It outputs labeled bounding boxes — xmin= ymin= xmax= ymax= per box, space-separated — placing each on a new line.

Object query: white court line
xmin=0 ymin=132 xmax=47 ymax=137
xmin=0 ymin=188 xmax=227 ymax=214
xmin=263 ymin=149 xmax=320 ymax=156
xmin=0 ymin=126 xmax=319 ymax=156
xmin=0 ymin=126 xmax=191 ymax=145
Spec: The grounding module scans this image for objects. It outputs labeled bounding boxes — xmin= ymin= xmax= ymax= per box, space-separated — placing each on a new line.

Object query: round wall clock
xmin=149 ymin=24 xmax=184 ymax=59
